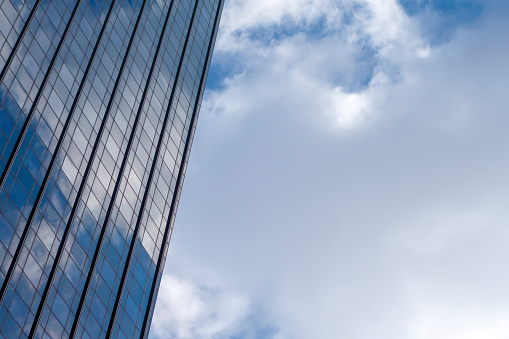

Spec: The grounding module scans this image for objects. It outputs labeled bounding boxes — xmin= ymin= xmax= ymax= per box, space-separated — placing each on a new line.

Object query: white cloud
xmin=208 ymin=0 xmax=434 ymax=131
xmin=417 ymin=314 xmax=509 ymax=339
xmin=153 ymin=0 xmax=509 ymax=338
xmin=150 ymin=274 xmax=250 ymax=339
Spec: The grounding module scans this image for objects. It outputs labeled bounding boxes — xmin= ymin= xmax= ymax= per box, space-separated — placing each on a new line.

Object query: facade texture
xmin=0 ymin=0 xmax=223 ymax=336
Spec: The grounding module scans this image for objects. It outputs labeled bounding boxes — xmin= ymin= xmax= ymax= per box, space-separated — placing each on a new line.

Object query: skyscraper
xmin=0 ymin=0 xmax=224 ymax=336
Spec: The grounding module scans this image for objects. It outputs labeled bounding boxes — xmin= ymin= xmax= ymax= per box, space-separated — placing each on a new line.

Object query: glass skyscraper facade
xmin=0 ymin=0 xmax=223 ymax=336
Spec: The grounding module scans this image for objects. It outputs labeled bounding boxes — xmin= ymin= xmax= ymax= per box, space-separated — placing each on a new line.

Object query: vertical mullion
xmin=106 ymin=0 xmax=202 ymax=335
xmin=0 ymin=0 xmax=118 ymax=308
xmin=26 ymin=0 xmax=152 ymax=335
xmin=139 ymin=1 xmax=224 ymax=337
xmin=68 ymin=0 xmax=179 ymax=336
xmin=0 ymin=0 xmax=42 ymax=82
xmin=0 ymin=0 xmax=83 ymax=198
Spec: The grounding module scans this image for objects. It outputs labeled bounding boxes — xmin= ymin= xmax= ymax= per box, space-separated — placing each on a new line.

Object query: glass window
xmin=1 ymin=312 xmax=22 ymax=338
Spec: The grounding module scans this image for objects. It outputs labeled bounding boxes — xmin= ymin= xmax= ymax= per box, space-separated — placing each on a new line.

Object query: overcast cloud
xmin=150 ymin=0 xmax=509 ymax=338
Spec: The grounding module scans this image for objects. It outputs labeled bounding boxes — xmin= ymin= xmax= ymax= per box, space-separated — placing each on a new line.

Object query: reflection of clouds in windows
xmin=64 ymin=256 xmax=80 ymax=287
xmin=50 ymin=187 xmax=67 ymax=216
xmin=48 ymin=90 xmax=64 ymax=117
xmin=150 ymin=202 xmax=163 ymax=227
xmin=36 ymin=118 xmax=53 ymax=146
xmin=87 ymin=192 xmax=101 ymax=221
xmin=143 ymin=118 xmax=156 ymax=140
xmin=0 ymin=12 xmax=11 ymax=36
xmin=136 ymin=143 xmax=149 ymax=165
xmin=2 ymin=197 xmax=21 ymax=227
xmin=166 ymin=139 xmax=178 ymax=164
xmin=45 ymin=315 xmax=65 ymax=339
xmin=31 ymin=236 xmax=49 ymax=265
xmin=37 ymin=220 xmax=55 ymax=250
xmin=0 ymin=0 xmax=222 ymax=335
xmin=56 ymin=174 xmax=72 ymax=201
xmin=123 ymin=85 xmax=136 ymax=108
xmin=106 ymin=134 xmax=120 ymax=159
xmin=170 ymin=124 xmax=182 ymax=148
xmin=35 ymin=29 xmax=51 ymax=51
xmin=24 ymin=254 xmax=43 ymax=287
xmin=23 ymin=148 xmax=41 ymax=178
xmin=120 ymin=195 xmax=134 ymax=223
xmin=124 ymin=181 xmax=137 ymax=208
xmin=0 ymin=215 xmax=14 ymax=246
xmin=59 ymin=63 xmax=74 ymax=90
xmin=17 ymin=272 xmax=36 ymax=303
xmin=141 ymin=230 xmax=156 ymax=260
xmin=92 ymin=73 xmax=106 ymax=97
xmin=145 ymin=218 xmax=158 ymax=250
xmin=9 ymin=292 xmax=29 ymax=326
xmin=21 ymin=54 xmax=38 ymax=81
xmin=70 ymin=242 xmax=86 ymax=271
xmin=97 ymin=162 xmax=112 ymax=189
xmin=114 ymin=111 xmax=128 ymax=134
xmin=62 ymin=156 xmax=78 ymax=183
xmin=10 ymin=79 xmax=27 ymax=108
xmin=44 ymin=203 xmax=60 ymax=230
xmin=83 ymin=100 xmax=98 ymax=126
xmin=111 ymin=227 xmax=127 ymax=252
xmin=92 ymin=177 xmax=107 ymax=206
xmin=10 ymin=181 xmax=28 ymax=210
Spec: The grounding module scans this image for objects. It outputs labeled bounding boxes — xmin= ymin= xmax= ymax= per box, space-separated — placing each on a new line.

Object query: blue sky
xmin=150 ymin=0 xmax=509 ymax=338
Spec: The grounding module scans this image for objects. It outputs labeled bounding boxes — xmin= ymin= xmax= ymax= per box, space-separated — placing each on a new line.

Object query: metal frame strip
xmin=0 ymin=0 xmax=43 ymax=82
xmin=68 ymin=0 xmax=180 ymax=336
xmin=139 ymin=0 xmax=224 ymax=336
xmin=27 ymin=0 xmax=152 ymax=335
xmin=105 ymin=0 xmax=202 ymax=336
xmin=0 ymin=0 xmax=84 ymax=196
xmin=0 ymin=0 xmax=118 ymax=309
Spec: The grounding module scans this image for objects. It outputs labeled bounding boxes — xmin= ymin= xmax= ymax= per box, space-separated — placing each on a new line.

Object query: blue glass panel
xmin=1 ymin=312 xmax=22 ymax=338
xmin=3 ymin=93 xmax=20 ymax=120
xmin=125 ymin=293 xmax=139 ymax=321
xmin=0 ymin=214 xmax=14 ymax=245
xmin=15 ymin=273 xmax=36 ymax=306
xmin=76 ymin=225 xmax=92 ymax=253
xmin=58 ymin=275 xmax=74 ymax=304
xmin=120 ymin=310 xmax=135 ymax=337
xmin=8 ymin=293 xmax=29 ymax=327
xmin=100 ymin=260 xmax=115 ymax=288
xmin=23 ymin=148 xmax=41 ymax=178
xmin=52 ymin=293 xmax=69 ymax=325
xmin=85 ymin=312 xmax=101 ymax=337
xmin=90 ymin=293 xmax=106 ymax=321
xmin=9 ymin=180 xmax=27 ymax=211
xmin=0 ymin=108 xmax=14 ymax=137
xmin=46 ymin=313 xmax=64 ymax=338
xmin=17 ymin=164 xmax=35 ymax=194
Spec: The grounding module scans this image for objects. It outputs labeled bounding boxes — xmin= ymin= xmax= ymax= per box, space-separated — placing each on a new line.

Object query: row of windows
xmin=0 ymin=0 xmax=99 ymax=165
xmin=78 ymin=0 xmax=211 ymax=338
xmin=0 ymin=0 xmax=114 ymax=199
xmin=0 ymin=0 xmax=144 ymax=335
xmin=4 ymin=0 xmax=77 ymax=109
xmin=0 ymin=0 xmax=222 ymax=336
xmin=31 ymin=0 xmax=154 ymax=336
xmin=142 ymin=0 xmax=221 ymax=330
xmin=0 ymin=0 xmax=115 ymax=293
xmin=0 ymin=0 xmax=39 ymax=72
xmin=47 ymin=0 xmax=178 ymax=336
xmin=111 ymin=1 xmax=220 ymax=337
xmin=0 ymin=0 xmax=78 ymax=179
xmin=75 ymin=0 xmax=193 ymax=336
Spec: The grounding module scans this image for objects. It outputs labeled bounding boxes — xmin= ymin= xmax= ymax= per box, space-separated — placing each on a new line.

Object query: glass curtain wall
xmin=0 ymin=0 xmax=224 ymax=337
